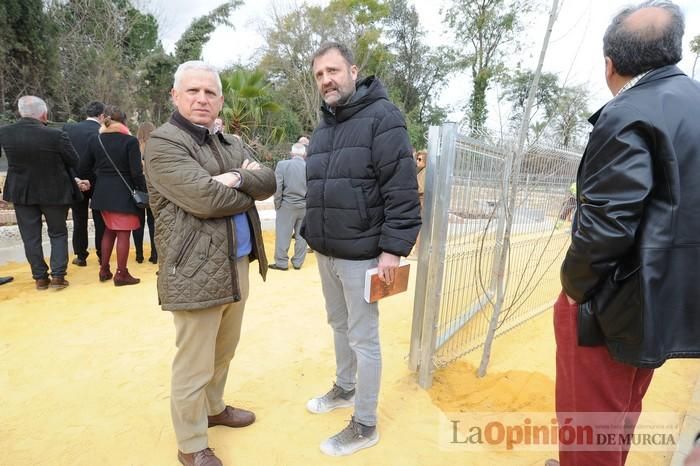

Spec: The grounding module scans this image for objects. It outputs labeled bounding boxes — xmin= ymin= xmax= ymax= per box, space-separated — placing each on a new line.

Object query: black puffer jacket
xmin=302 ymin=76 xmax=421 ymax=260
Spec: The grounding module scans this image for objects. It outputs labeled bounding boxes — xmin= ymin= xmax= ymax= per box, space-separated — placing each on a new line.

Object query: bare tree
xmin=444 ymin=0 xmax=534 ymax=132
xmin=478 ymin=0 xmax=560 ymax=378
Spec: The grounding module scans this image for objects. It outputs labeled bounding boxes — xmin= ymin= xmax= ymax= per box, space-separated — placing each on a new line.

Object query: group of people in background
xmin=0 ymin=98 xmax=158 ymax=288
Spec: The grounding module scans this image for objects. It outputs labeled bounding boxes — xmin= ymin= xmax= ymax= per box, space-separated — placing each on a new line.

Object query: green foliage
xmin=124 ymin=8 xmax=160 ymax=63
xmin=0 ymin=0 xmax=58 ymax=118
xmin=135 ymin=50 xmax=177 ymax=124
xmin=383 ymin=0 xmax=452 ymax=148
xmin=500 ymin=68 xmax=590 ymax=147
xmin=174 ymin=1 xmax=241 ymax=63
xmin=260 ymin=0 xmax=393 ymax=133
xmin=3 ymin=0 xmax=458 ymax=157
xmin=221 ymin=67 xmax=285 ymax=147
xmin=501 ymin=69 xmax=560 ymax=122
xmin=444 ymin=0 xmax=533 ymax=131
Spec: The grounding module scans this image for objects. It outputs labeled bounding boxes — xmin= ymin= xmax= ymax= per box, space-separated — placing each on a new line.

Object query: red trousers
xmin=554 ymin=291 xmax=654 ymax=466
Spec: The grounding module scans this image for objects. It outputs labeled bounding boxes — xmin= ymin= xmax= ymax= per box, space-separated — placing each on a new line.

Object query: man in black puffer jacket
xmin=302 ymin=42 xmax=421 ymax=457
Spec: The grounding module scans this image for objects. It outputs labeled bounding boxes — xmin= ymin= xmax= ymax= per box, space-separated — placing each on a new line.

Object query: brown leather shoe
xmin=208 ymin=405 xmax=255 ymax=428
xmin=177 ymin=448 xmax=222 ymax=466
xmin=113 ymin=268 xmax=140 ymax=286
xmin=35 ymin=278 xmax=50 ymax=290
xmin=49 ymin=277 xmax=70 ymax=290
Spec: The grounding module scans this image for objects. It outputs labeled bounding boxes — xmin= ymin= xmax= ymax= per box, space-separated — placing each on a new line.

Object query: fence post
xmin=409 ymin=125 xmax=441 ymax=371
xmin=416 ymin=123 xmax=457 ymax=388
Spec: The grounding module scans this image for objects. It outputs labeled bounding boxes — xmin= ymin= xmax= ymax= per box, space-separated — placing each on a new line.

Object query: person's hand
xmin=212 ymin=172 xmax=241 ymax=188
xmin=565 ymin=293 xmax=577 ymax=305
xmin=377 ymin=252 xmax=400 ymax=284
xmin=78 ymin=179 xmax=91 ymax=191
xmin=242 ymin=159 xmax=261 ymax=171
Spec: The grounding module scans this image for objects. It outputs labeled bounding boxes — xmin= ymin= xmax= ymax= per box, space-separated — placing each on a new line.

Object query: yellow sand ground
xmin=1 ymin=232 xmax=698 ymax=466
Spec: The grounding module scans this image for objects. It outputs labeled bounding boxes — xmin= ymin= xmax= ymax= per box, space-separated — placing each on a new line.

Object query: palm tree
xmin=220 ymin=68 xmax=284 ymax=145
xmin=691 ymin=34 xmax=700 ymax=80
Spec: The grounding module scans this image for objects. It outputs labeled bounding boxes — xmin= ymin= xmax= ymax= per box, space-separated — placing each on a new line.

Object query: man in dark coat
xmin=63 ymin=101 xmax=105 ymax=266
xmin=0 ymin=96 xmax=88 ymax=289
xmin=555 ymin=2 xmax=700 ymax=465
xmin=302 ymin=42 xmax=421 ymax=456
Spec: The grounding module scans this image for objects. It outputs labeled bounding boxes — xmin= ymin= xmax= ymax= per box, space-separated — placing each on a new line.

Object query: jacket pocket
xmin=177 ymin=232 xmax=212 ymax=278
xmin=170 ymin=230 xmax=197 ymax=275
xmin=353 ymin=187 xmax=370 ymax=228
xmin=590 ymin=263 xmax=643 ymax=344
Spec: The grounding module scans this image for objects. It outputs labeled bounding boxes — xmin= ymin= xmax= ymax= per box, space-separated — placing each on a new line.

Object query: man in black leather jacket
xmin=555 ymin=2 xmax=700 ymax=465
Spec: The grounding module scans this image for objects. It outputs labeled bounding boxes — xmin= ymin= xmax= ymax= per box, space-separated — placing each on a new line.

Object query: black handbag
xmin=131 ymin=189 xmax=149 ymax=209
xmin=97 ymin=135 xmax=149 ymax=209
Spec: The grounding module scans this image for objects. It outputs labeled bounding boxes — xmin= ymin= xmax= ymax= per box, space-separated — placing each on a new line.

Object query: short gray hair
xmin=173 ymin=60 xmax=222 ymax=95
xmin=290 ymin=143 xmax=306 ymax=157
xmin=604 ymin=0 xmax=684 ymax=76
xmin=18 ymin=96 xmax=48 ymax=119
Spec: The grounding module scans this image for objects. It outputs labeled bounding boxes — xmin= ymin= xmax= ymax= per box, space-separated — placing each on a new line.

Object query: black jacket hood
xmin=321 ymin=76 xmax=388 ymax=123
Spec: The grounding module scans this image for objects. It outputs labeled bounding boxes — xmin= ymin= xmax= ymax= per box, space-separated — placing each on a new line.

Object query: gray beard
xmin=328 ymin=88 xmax=356 ymax=111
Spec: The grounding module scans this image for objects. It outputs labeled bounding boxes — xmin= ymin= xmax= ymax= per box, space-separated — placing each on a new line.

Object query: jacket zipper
xmin=321 ymin=122 xmax=336 ymax=253
xmin=209 ymin=137 xmax=241 ymax=301
xmin=172 ymin=230 xmax=198 ymax=274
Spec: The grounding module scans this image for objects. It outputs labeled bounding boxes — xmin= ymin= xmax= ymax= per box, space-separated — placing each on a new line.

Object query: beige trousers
xmin=170 ymin=258 xmax=250 ymax=453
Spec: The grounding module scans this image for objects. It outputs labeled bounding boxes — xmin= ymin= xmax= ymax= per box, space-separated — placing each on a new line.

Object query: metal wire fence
xmin=409 ymin=124 xmax=581 ymax=388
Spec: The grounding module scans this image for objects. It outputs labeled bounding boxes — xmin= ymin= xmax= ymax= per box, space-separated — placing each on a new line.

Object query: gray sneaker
xmin=320 ymin=417 xmax=379 ymax=456
xmin=306 ymin=383 xmax=355 ymax=414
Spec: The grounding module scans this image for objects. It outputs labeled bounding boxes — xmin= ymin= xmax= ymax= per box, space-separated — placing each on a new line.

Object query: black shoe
xmin=135 ymin=255 xmax=144 ymax=264
xmin=293 ymin=264 xmax=302 ymax=270
xmin=268 ymin=264 xmax=288 ymax=271
xmin=72 ymin=257 xmax=87 ymax=267
xmin=148 ymin=255 xmax=158 ymax=264
xmin=0 ymin=276 xmax=13 ymax=285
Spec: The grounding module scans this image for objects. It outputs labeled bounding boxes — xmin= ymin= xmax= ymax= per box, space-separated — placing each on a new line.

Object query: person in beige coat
xmin=144 ymin=60 xmax=275 ymax=466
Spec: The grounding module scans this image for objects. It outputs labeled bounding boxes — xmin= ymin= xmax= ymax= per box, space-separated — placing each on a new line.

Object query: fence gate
xmin=408 ymin=124 xmax=581 ymax=388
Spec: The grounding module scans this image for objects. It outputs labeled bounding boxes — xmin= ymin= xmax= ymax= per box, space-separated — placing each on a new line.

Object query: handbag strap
xmin=97 ymin=135 xmax=136 ymax=193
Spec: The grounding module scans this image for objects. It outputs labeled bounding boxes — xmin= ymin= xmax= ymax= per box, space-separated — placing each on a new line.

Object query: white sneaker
xmin=320 ymin=418 xmax=379 ymax=456
xmin=306 ymin=383 xmax=355 ymax=414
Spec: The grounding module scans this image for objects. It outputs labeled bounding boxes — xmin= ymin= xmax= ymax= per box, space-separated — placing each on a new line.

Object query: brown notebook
xmin=363 ymin=262 xmax=410 ymax=303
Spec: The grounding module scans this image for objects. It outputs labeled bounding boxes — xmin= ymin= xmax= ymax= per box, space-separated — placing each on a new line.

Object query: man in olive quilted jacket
xmin=144 ymin=61 xmax=275 ymax=466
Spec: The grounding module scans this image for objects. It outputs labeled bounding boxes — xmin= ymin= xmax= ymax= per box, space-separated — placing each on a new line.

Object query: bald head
xmin=604 ymin=1 xmax=684 ymax=77
xmin=624 ymin=6 xmax=671 ymax=33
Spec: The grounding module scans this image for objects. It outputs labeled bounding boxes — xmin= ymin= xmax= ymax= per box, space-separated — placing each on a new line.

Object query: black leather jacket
xmin=561 ymin=65 xmax=700 ymax=368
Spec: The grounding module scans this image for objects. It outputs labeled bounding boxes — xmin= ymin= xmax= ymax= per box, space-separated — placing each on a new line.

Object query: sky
xmin=148 ymin=0 xmax=700 ymax=123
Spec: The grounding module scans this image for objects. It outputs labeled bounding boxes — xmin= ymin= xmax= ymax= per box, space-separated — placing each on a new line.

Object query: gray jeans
xmin=316 ymin=253 xmax=381 ymax=426
xmin=274 ymin=205 xmax=307 ymax=268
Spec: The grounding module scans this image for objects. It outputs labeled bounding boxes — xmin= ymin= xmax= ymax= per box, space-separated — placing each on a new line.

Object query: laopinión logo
xmin=440 ymin=412 xmax=681 ymax=452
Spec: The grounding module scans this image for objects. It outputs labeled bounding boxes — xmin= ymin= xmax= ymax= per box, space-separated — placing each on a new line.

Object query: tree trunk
xmin=478 ymin=0 xmax=560 ymax=378
xmin=469 ymin=69 xmax=490 ymax=133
